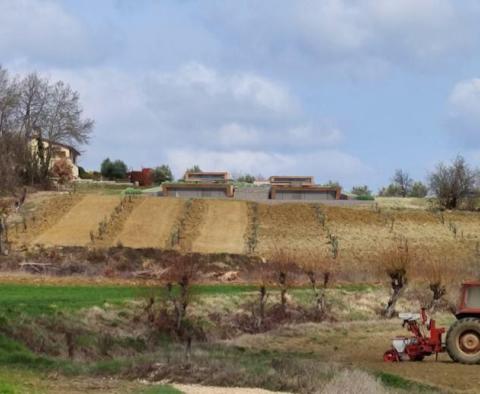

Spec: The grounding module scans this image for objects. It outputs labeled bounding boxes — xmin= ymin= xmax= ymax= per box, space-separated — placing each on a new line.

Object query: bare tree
xmin=269 ymin=248 xmax=298 ymax=314
xmin=300 ymin=249 xmax=334 ymax=318
xmin=0 ymin=66 xmax=93 ymax=190
xmin=428 ymin=155 xmax=479 ymax=210
xmin=379 ymin=238 xmax=412 ymax=318
xmin=163 ymin=253 xmax=198 ymax=333
xmin=392 ymin=169 xmax=413 ymax=198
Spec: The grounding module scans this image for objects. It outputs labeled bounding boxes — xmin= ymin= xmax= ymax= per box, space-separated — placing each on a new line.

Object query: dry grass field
xmin=33 ymin=195 xmax=120 ymax=246
xmin=16 ymin=194 xmax=480 ymax=276
xmin=115 ymin=197 xmax=184 ymax=248
xmin=255 ymin=203 xmax=329 ymax=256
xmin=191 ymin=200 xmax=249 ymax=254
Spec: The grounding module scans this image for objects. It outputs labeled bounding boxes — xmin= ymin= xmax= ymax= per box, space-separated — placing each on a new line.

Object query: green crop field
xmin=0 ymin=283 xmax=256 ymax=316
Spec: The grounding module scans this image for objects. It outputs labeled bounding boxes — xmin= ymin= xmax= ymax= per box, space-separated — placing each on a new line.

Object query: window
xmin=465 ymin=287 xmax=480 ymax=308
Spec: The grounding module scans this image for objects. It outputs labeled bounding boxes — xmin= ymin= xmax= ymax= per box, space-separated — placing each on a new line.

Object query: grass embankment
xmin=0 ymin=283 xmax=253 ymax=393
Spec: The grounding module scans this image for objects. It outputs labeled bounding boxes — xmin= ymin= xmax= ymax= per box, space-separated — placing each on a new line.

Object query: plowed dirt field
xmin=191 ymin=200 xmax=249 ymax=254
xmin=34 ymin=195 xmax=120 ymax=246
xmin=115 ymin=197 xmax=184 ymax=248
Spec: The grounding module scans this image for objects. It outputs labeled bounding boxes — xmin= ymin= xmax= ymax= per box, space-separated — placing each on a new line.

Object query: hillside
xmin=12 ymin=194 xmax=480 ymax=269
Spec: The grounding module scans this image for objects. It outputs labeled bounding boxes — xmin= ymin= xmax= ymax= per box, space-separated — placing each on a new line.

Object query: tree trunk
xmin=384 ymin=285 xmax=403 ymax=318
xmin=427 ymin=282 xmax=446 ymax=313
xmin=256 ymin=285 xmax=267 ymax=329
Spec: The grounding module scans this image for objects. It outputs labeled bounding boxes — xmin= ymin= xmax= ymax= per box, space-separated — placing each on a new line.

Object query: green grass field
xmin=0 ymin=283 xmax=256 ymax=316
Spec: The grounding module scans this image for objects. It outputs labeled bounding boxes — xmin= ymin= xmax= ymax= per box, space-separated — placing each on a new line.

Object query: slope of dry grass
xmin=33 ymin=195 xmax=120 ymax=246
xmin=18 ymin=195 xmax=480 ymax=277
xmin=115 ymin=197 xmax=184 ymax=249
xmin=192 ymin=200 xmax=249 ymax=254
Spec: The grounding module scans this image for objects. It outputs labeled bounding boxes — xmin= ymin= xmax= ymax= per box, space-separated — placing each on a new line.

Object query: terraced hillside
xmin=25 ymin=195 xmax=480 ymax=269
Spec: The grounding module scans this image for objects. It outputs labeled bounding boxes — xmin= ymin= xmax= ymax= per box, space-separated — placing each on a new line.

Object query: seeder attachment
xmin=383 ymin=308 xmax=445 ymax=362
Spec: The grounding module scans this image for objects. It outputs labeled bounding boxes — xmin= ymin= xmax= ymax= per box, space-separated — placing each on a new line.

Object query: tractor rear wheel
xmin=446 ymin=318 xmax=480 ymax=364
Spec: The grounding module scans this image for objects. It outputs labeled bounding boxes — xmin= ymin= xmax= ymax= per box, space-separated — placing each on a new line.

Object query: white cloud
xmin=447 ymin=78 xmax=480 ymax=145
xmin=206 ymin=0 xmax=479 ymax=75
xmin=155 ymin=63 xmax=297 ymax=114
xmin=166 ymin=148 xmax=372 ymax=184
xmin=0 ymin=0 xmax=112 ymax=66
xmin=217 ymin=123 xmax=260 ymax=147
xmin=14 ymin=62 xmax=365 ymax=183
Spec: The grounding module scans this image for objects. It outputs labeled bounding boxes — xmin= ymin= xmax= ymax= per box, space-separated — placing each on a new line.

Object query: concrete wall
xmin=167 ymin=188 xmax=228 ymax=199
xmin=234 ymin=186 xmax=270 ymax=201
xmin=274 ymin=190 xmax=337 ymax=201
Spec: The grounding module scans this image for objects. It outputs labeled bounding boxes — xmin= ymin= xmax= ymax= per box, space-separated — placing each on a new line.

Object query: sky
xmin=2 ymin=0 xmax=480 ymax=190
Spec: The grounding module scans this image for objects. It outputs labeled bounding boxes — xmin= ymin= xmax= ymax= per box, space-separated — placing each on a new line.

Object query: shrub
xmin=51 ymin=158 xmax=73 ymax=184
xmin=355 ymin=195 xmax=375 ymax=201
xmin=351 ymin=185 xmax=371 ymax=196
xmin=322 ymin=369 xmax=387 ymax=394
xmin=123 ymin=187 xmax=142 ymax=195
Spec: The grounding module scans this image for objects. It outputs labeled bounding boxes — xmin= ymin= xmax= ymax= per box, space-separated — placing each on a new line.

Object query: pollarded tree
xmin=300 ymin=248 xmax=335 ymax=318
xmin=267 ymin=247 xmax=299 ymax=314
xmin=429 ymin=155 xmax=479 ymax=210
xmin=379 ymin=237 xmax=412 ymax=318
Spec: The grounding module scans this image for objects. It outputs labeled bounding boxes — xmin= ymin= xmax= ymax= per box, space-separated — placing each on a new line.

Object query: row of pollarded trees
xmin=140 ymin=239 xmax=466 ymax=362
xmin=257 ymin=237 xmax=468 ymax=323
xmin=155 ymin=241 xmax=461 ymax=341
xmin=0 ymin=66 xmax=93 ymax=193
xmin=378 ymin=236 xmax=469 ymax=318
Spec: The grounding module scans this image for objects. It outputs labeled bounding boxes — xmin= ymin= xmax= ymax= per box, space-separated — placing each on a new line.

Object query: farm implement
xmin=384 ymin=281 xmax=480 ymax=364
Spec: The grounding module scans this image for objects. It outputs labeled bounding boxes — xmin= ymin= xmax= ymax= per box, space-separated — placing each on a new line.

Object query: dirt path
xmin=191 ymin=200 xmax=248 ymax=254
xmin=34 ymin=195 xmax=120 ymax=246
xmin=173 ymin=384 xmax=289 ymax=394
xmin=115 ymin=197 xmax=184 ymax=248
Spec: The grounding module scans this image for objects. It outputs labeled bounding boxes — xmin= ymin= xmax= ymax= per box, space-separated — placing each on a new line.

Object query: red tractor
xmin=384 ymin=281 xmax=480 ymax=364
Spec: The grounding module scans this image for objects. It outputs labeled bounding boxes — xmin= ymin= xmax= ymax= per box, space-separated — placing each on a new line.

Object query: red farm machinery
xmin=384 ymin=281 xmax=480 ymax=364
